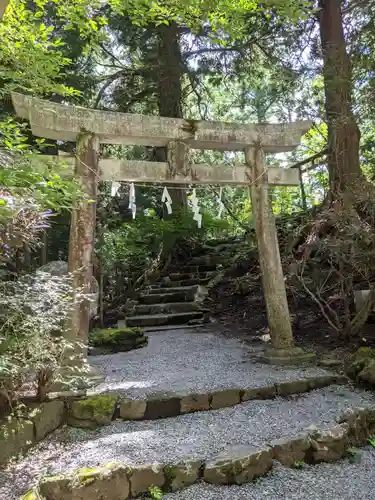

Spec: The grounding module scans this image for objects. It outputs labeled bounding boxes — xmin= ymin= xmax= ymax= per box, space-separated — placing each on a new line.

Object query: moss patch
xmin=346 ymin=347 xmax=375 ymax=387
xmin=70 ymin=394 xmax=117 ymax=425
xmin=89 ymin=327 xmax=148 ymax=354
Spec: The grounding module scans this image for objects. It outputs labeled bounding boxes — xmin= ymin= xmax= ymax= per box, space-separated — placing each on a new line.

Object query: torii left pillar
xmin=63 ymin=131 xmax=103 ymax=387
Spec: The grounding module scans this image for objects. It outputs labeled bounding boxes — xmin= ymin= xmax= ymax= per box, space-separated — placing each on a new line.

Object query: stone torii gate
xmin=12 ymin=92 xmax=314 ymax=366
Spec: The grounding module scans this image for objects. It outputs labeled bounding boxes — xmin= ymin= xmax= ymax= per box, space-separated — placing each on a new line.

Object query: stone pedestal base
xmin=259 ymin=346 xmax=316 ymax=366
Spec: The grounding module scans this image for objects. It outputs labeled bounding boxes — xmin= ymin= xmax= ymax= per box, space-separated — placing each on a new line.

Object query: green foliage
xmin=369 ymin=436 xmax=375 ymax=449
xmin=0 ymin=0 xmax=107 ymax=96
xmin=148 ymin=485 xmax=163 ymax=500
xmin=293 ymin=460 xmax=305 ymax=469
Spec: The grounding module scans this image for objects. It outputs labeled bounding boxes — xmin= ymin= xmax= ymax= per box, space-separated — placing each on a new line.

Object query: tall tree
xmin=318 ymin=0 xmax=361 ymax=197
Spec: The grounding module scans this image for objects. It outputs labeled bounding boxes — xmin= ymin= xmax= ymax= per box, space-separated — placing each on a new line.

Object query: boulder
xmin=28 ymin=400 xmax=65 ymax=441
xmin=310 ymin=424 xmax=349 ymax=463
xmin=346 ymin=347 xmax=375 ymax=387
xmin=69 ymin=394 xmax=117 ymax=427
xmin=271 ymin=435 xmax=311 ymax=467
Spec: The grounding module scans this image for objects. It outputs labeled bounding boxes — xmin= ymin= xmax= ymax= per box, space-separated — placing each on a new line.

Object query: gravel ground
xmin=163 ymin=448 xmax=375 ymax=500
xmin=90 ymin=329 xmax=333 ymax=398
xmin=1 ymin=385 xmax=375 ymax=499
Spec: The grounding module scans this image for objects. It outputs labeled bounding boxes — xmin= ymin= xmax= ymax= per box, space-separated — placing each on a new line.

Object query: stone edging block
xmin=114 ymin=374 xmax=349 ymax=423
xmin=22 ymin=406 xmax=375 ymax=499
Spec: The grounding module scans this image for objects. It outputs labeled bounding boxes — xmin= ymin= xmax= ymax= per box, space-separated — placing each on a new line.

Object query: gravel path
xmin=163 ymin=448 xmax=375 ymax=500
xmin=1 ymin=385 xmax=375 ymax=499
xmin=90 ymin=329 xmax=333 ymax=398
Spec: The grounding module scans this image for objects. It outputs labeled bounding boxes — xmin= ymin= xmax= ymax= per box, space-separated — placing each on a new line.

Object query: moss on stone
xmin=346 ymin=347 xmax=375 ymax=381
xmin=71 ymin=394 xmax=117 ymax=423
xmin=89 ymin=327 xmax=144 ymax=346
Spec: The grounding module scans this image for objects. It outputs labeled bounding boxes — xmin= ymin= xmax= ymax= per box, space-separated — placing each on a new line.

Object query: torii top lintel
xmin=11 ymin=93 xmax=311 ymax=153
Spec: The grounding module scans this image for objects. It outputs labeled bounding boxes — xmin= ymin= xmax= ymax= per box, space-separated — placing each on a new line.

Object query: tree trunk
xmin=318 ymin=0 xmax=361 ymax=194
xmin=154 ymin=21 xmax=187 ymax=207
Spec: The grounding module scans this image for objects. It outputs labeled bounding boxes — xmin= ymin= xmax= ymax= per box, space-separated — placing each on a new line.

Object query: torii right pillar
xmin=245 ymin=145 xmax=315 ymax=364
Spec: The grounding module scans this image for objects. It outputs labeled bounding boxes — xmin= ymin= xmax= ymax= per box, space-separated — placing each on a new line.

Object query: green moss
xmin=72 ymin=394 xmax=117 ymax=421
xmin=89 ymin=328 xmax=144 ymax=346
xmin=20 ymin=490 xmax=39 ymax=500
xmin=76 ymin=466 xmax=100 ymax=485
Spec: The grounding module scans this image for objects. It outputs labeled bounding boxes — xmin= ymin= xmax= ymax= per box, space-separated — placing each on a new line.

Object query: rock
xmin=340 ymin=408 xmax=375 ymax=447
xmin=275 ymin=379 xmax=309 ymax=396
xmin=28 ymin=400 xmax=65 ymax=441
xmin=39 ymin=463 xmax=130 ymax=500
xmin=180 ymin=393 xmax=210 ymax=414
xmin=358 ymin=359 xmax=375 ymax=385
xmin=210 ymin=389 xmax=241 ymax=410
xmin=144 ymin=393 xmax=181 ymax=419
xmin=89 ymin=327 xmax=147 ymax=355
xmin=242 ymin=385 xmax=276 ymax=401
xmin=119 ymin=399 xmax=146 ymax=420
xmin=69 ymin=394 xmax=117 ymax=427
xmin=0 ymin=417 xmax=34 ymax=465
xmin=271 ymin=436 xmax=311 ymax=467
xmin=129 ymin=463 xmax=165 ymax=497
xmin=311 ymin=424 xmax=349 ymax=463
xmin=346 ymin=347 xmax=375 ymax=382
xmin=164 ymin=460 xmax=203 ymax=492
xmin=204 ymin=445 xmax=273 ymax=485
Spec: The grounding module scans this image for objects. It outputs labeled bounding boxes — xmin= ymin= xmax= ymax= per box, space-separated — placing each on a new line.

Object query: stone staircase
xmin=122 ymin=239 xmax=242 ymax=329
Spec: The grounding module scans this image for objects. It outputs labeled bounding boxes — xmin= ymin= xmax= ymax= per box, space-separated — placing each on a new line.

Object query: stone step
xmin=166 ymin=264 xmax=217 ymax=274
xmin=139 ymin=289 xmax=199 ymax=304
xmin=165 ymin=272 xmax=210 ymax=282
xmin=20 ymin=387 xmax=375 ymax=499
xmin=147 ymin=285 xmax=198 ymax=295
xmin=132 ymin=302 xmax=201 ymax=315
xmin=126 ymin=311 xmax=203 ymax=327
xmin=156 ymin=277 xmax=211 ymax=288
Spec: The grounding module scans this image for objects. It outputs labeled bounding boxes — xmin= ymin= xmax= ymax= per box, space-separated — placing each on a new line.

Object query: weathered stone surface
xmin=242 ymin=385 xmax=276 ymax=401
xmin=12 ymin=93 xmax=311 ymax=153
xmin=0 ymin=417 xmax=34 ymax=465
xmin=39 ymin=463 xmax=130 ymax=500
xmin=28 ymin=400 xmax=65 ymax=441
xmin=310 ymin=424 xmax=349 ymax=463
xmin=307 ymin=375 xmax=348 ymax=390
xmin=119 ymin=399 xmax=146 ymax=420
xmin=340 ymin=408 xmax=375 ymax=447
xmin=261 ymin=347 xmax=316 ymax=366
xmin=210 ymin=389 xmax=241 ymax=410
xmin=180 ymin=393 xmax=210 ymax=413
xmin=271 ymin=435 xmax=311 ymax=467
xmin=164 ymin=460 xmax=203 ymax=492
xmin=357 ymin=359 xmax=375 ymax=385
xmin=69 ymin=394 xmax=117 ymax=427
xmin=346 ymin=347 xmax=375 ymax=383
xmin=130 ymin=463 xmax=165 ymax=497
xmin=203 ymin=445 xmax=273 ymax=485
xmin=144 ymin=393 xmax=181 ymax=419
xmin=276 ymin=379 xmax=310 ymax=396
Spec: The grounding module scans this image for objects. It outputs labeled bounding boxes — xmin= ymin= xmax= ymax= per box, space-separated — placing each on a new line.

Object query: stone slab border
xmin=22 ymin=406 xmax=375 ymax=499
xmin=68 ymin=374 xmax=349 ymax=426
xmin=0 ymin=375 xmax=348 ymax=466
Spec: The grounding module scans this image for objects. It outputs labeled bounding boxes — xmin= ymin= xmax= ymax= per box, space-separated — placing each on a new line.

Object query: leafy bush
xmin=0 ymin=271 xmax=87 ymax=415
